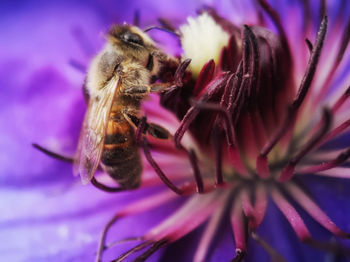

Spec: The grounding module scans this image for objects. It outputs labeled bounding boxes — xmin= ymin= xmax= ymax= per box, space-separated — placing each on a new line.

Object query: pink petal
xmin=241 ymin=185 xmax=267 ymax=230
xmin=231 ymin=197 xmax=246 ymax=251
xmin=193 ymin=196 xmax=227 ymax=262
xmin=271 ymin=188 xmax=311 ymax=241
xmin=311 ymin=167 xmax=350 ymax=179
xmin=285 ymin=183 xmax=347 ymax=237
xmin=118 ymin=190 xmax=179 ymax=217
xmin=145 ymin=191 xmax=229 ymax=242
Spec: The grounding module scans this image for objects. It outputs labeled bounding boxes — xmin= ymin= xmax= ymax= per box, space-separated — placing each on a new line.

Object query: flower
xmin=1 ymin=0 xmax=350 ymax=262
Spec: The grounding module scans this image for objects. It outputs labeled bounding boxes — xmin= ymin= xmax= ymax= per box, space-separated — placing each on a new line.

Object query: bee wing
xmin=74 ymin=78 xmax=120 ymax=184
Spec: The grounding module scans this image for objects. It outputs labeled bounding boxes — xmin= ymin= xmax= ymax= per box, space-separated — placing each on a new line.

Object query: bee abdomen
xmin=102 ymin=152 xmax=142 ymax=189
xmin=101 ymin=120 xmax=142 ymax=189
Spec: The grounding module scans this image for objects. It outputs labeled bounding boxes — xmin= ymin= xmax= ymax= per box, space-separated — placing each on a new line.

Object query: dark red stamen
xmin=173 ymin=73 xmax=230 ymax=148
xmin=91 ymin=177 xmax=125 ymax=192
xmin=96 ymin=215 xmax=121 ymax=262
xmin=211 ymin=127 xmax=224 ymax=185
xmin=305 ymin=38 xmax=313 ymax=53
xmin=32 ymin=143 xmax=74 ymax=163
xmin=133 ymin=239 xmax=168 ymax=262
xmin=251 ymin=232 xmax=286 ymax=262
xmin=188 ymin=148 xmax=204 ymax=193
xmin=320 ymin=118 xmax=350 ymax=146
xmin=297 ymin=147 xmax=350 ymax=174
xmin=174 ymin=59 xmax=191 ymax=87
xmin=314 ymin=13 xmax=350 ymax=104
xmin=259 ymin=16 xmax=328 ymax=159
xmin=279 ymin=108 xmax=332 ymax=181
xmin=112 ymin=242 xmax=151 ymax=262
xmin=243 ymin=25 xmax=260 ymax=101
xmin=142 ymin=138 xmax=196 ymax=195
xmin=189 ymin=99 xmax=236 ymax=146
xmin=332 ymin=86 xmax=350 ymax=113
xmin=193 ymin=59 xmax=215 ymax=97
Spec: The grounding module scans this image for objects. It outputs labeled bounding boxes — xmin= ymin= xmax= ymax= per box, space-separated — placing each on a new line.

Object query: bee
xmin=74 ymin=24 xmax=173 ymax=189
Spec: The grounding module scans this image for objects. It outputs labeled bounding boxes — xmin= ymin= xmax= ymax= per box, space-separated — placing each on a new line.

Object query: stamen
xmin=96 ymin=191 xmax=178 ymax=261
xmin=228 ymin=145 xmax=250 ymax=177
xmin=279 ymin=108 xmax=332 ymax=181
xmin=96 ymin=215 xmax=121 ymax=262
xmin=193 ymin=198 xmax=227 ymax=262
xmin=314 ymin=14 xmax=350 ymax=104
xmin=285 ymin=183 xmax=348 ymax=237
xmin=251 ymin=232 xmax=286 ymax=262
xmin=145 ymin=192 xmax=227 ymax=242
xmin=231 ymin=197 xmax=247 ymax=253
xmin=241 ymin=185 xmax=267 ymax=230
xmin=296 ymin=147 xmax=350 ymax=174
xmin=188 ymin=149 xmax=204 ymax=193
xmin=243 ymin=25 xmax=260 ymax=100
xmin=133 ymin=239 xmax=168 ymax=262
xmin=211 ymin=127 xmax=224 ymax=185
xmin=142 ymin=137 xmax=196 ymax=195
xmin=112 ymin=242 xmax=151 ymax=262
xmin=173 ymin=73 xmax=230 ymax=148
xmin=174 ymin=59 xmax=191 ymax=87
xmin=309 ymin=167 xmax=350 ymax=179
xmin=271 ymin=188 xmax=311 ymax=241
xmin=305 ymin=38 xmax=313 ymax=53
xmin=292 ymin=15 xmax=328 ymax=109
xmin=331 ymin=86 xmax=350 ymax=113
xmin=32 ymin=143 xmax=74 ymax=163
xmin=190 ymin=99 xmax=236 ymax=146
xmin=318 ymin=118 xmax=350 ymax=146
xmin=193 ymin=59 xmax=215 ymax=97
xmin=259 ymin=15 xmax=328 ymax=162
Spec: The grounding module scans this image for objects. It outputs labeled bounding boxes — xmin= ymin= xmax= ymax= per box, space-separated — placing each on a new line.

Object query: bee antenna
xmin=143 ymin=26 xmax=180 ymax=38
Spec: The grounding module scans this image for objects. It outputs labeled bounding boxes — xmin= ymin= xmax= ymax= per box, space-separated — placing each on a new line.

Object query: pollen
xmin=179 ymin=13 xmax=229 ymax=77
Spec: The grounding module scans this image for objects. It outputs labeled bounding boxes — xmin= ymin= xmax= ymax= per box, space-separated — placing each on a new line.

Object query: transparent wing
xmin=73 ymin=78 xmax=120 ymax=184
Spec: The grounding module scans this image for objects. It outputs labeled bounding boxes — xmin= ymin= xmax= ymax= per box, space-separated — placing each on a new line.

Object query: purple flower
xmin=1 ymin=0 xmax=350 ymax=262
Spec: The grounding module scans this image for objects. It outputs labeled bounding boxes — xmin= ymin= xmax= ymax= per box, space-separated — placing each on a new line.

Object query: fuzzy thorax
xmin=179 ymin=13 xmax=229 ymax=77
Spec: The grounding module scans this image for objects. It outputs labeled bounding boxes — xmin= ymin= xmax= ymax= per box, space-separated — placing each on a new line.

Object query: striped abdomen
xmin=101 ymin=111 xmax=142 ymax=189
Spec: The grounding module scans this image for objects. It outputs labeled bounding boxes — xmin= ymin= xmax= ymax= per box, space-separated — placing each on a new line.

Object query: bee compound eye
xmin=121 ymin=31 xmax=143 ymax=46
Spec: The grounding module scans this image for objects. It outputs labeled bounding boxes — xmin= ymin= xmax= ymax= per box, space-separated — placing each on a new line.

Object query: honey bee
xmin=74 ymin=24 xmax=173 ymax=189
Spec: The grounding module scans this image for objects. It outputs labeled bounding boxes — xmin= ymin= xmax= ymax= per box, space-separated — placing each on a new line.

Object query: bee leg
xmin=121 ymin=85 xmax=150 ymax=95
xmin=173 ymin=99 xmax=235 ymax=187
xmin=90 ymin=177 xmax=125 ymax=193
xmin=32 ymin=143 xmax=74 ymax=163
xmin=124 ymin=112 xmax=171 ymax=141
xmin=149 ymin=82 xmax=172 ymax=93
xmin=142 ymin=137 xmax=204 ymax=195
xmin=147 ymin=122 xmax=171 ymax=139
xmin=150 ymin=58 xmax=191 ymax=93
